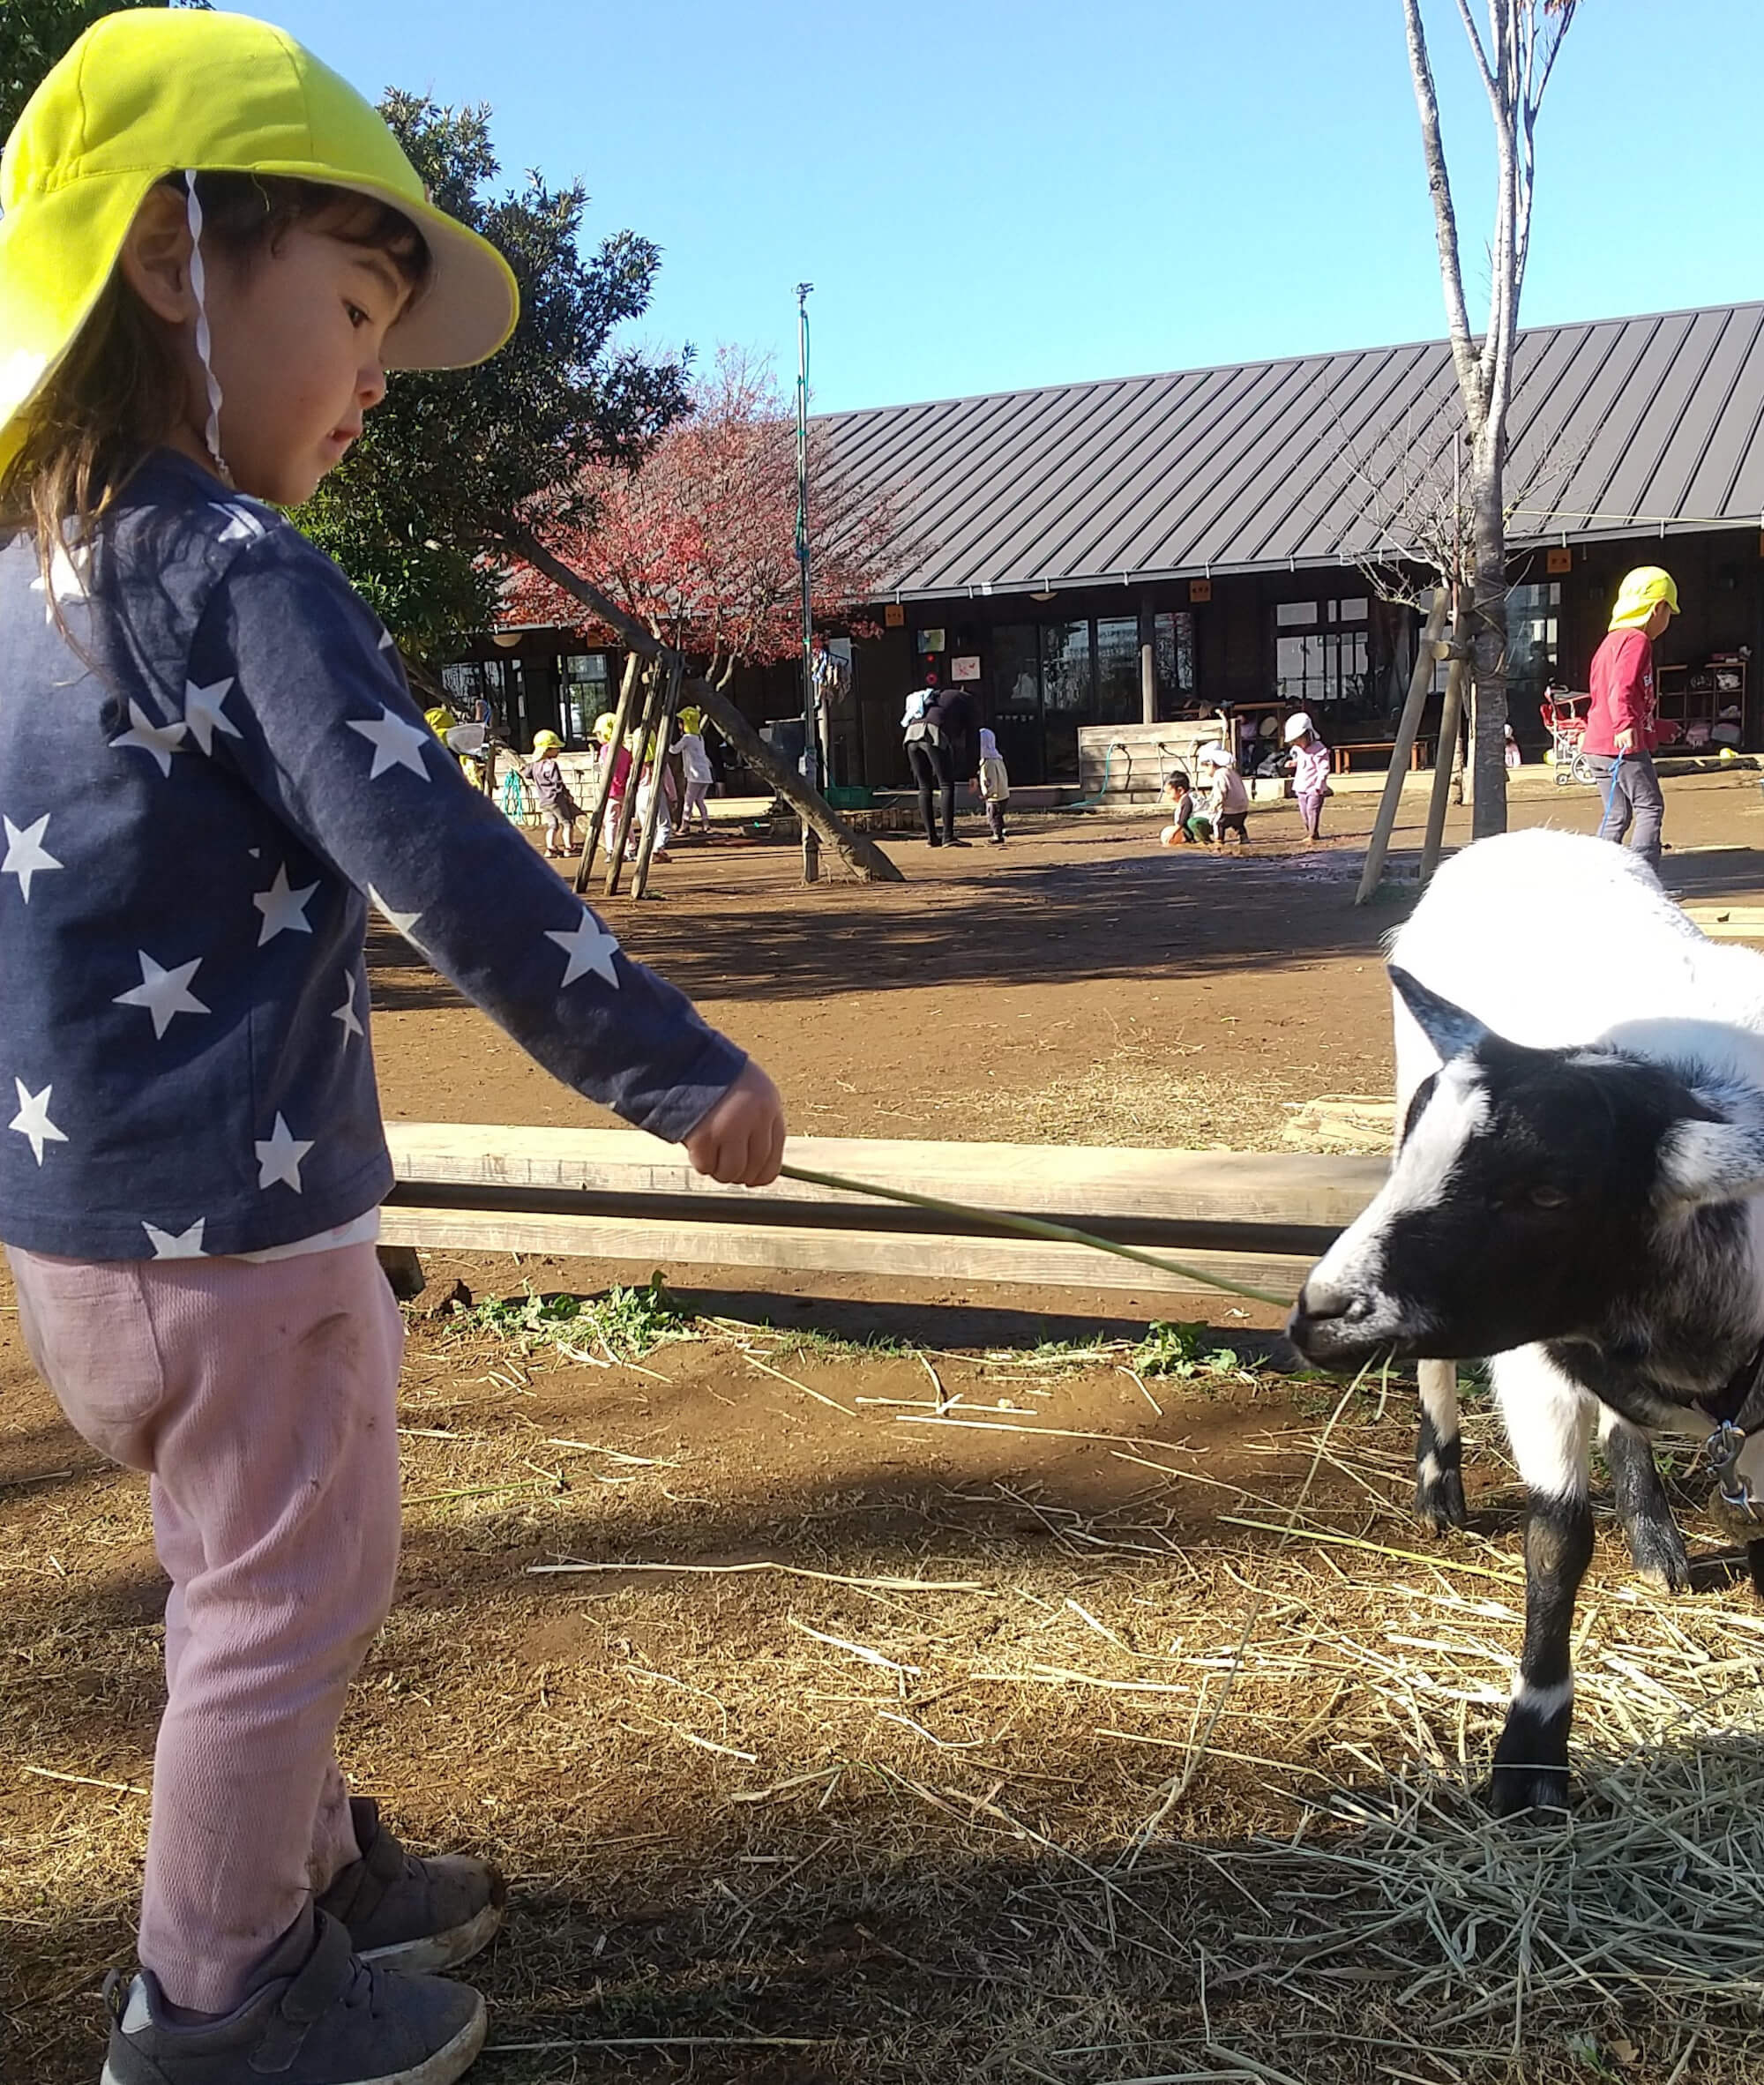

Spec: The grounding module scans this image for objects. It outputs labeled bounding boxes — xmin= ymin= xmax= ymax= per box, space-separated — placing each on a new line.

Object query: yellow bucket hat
xmin=1610 ymin=566 xmax=1679 ymax=630
xmin=0 ymin=8 xmax=519 ymax=477
xmin=531 ymin=729 xmax=563 ymax=753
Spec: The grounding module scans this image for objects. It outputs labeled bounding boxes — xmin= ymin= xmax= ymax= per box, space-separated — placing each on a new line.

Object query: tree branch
xmin=1401 ymin=0 xmax=1485 ymax=429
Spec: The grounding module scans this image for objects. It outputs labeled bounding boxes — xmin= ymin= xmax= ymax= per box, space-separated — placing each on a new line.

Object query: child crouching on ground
xmin=0 ymin=15 xmax=787 ymax=2084
xmin=1159 ymin=769 xmax=1210 ymax=846
xmin=1282 ymin=711 xmax=1331 ymax=841
xmin=522 ymin=729 xmax=581 ymax=856
xmin=975 ymin=726 xmax=1011 ymax=842
xmin=1198 ymin=744 xmax=1251 ymax=848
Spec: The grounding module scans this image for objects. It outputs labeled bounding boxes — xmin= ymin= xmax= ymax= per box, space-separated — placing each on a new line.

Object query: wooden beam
xmin=383 ymin=1125 xmax=1387 ymax=1229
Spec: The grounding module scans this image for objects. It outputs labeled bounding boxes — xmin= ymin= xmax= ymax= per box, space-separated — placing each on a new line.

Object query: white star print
xmin=545 ymin=911 xmax=623 ymax=990
xmin=333 ymin=972 xmax=365 ymax=1041
xmin=28 ymin=539 xmax=90 ymax=624
xmin=377 ymin=625 xmax=396 ymax=651
xmin=113 ymin=952 xmax=210 ymax=1039
xmin=9 ymin=1079 xmax=66 ymax=1166
xmin=144 ymin=1218 xmax=206 ymax=1259
xmin=253 ymin=863 xmax=318 ymax=945
xmin=346 ymin=706 xmax=432 ymax=782
xmin=2 ymin=814 xmax=63 ymax=902
xmin=209 ymin=500 xmax=268 ymax=542
xmin=110 ymin=700 xmax=188 ymax=777
xmin=367 ymin=886 xmax=424 ymax=942
xmin=183 ymin=676 xmax=242 ymax=756
xmin=255 ymin=1113 xmax=314 ymax=1192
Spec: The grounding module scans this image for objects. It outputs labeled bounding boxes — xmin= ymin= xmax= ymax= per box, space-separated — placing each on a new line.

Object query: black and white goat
xmin=1289 ymin=827 xmax=1764 ymax=1814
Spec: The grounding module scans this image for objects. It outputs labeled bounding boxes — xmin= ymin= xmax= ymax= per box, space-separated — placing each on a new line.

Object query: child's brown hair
xmin=0 ymin=172 xmax=430 ymax=599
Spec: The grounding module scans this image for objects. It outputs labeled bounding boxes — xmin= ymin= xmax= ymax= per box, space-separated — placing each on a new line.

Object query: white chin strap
xmin=183 ymin=172 xmax=233 ymax=487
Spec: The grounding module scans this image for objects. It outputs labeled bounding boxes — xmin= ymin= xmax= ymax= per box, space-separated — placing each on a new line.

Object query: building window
xmin=1155 ymin=610 xmax=1196 ymax=706
xmin=1507 ymin=581 xmax=1560 ymax=695
xmin=559 ymin=653 xmax=612 ymax=746
xmin=992 ymin=625 xmax=1041 ymax=714
xmin=1040 ymin=621 xmax=1093 ymax=712
xmin=1095 ymin=616 xmax=1140 ymax=724
xmin=1274 ymin=596 xmax=1370 ymax=706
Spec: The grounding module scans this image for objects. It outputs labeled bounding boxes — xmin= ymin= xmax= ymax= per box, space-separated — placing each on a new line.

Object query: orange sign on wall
xmin=1546 ymin=546 xmax=1573 ymax=574
xmin=1189 ymin=578 xmax=1213 ymax=603
xmin=884 ymin=603 xmax=906 ymax=627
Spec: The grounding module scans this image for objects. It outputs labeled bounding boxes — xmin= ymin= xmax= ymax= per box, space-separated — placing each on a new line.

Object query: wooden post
xmin=1354 ymin=588 xmax=1449 ymax=907
xmin=630 ymin=654 xmax=684 ymax=900
xmin=602 ymin=661 xmax=664 ymax=898
xmin=1419 ymin=595 xmax=1472 ymax=885
xmin=572 ymin=652 xmax=641 ymax=894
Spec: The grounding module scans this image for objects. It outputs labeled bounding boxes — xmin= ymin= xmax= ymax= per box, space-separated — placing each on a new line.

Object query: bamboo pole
xmin=1353 ymin=587 xmax=1449 ymax=907
xmin=603 ymin=661 xmax=665 ymax=897
xmin=630 ymin=654 xmax=684 ymax=899
xmin=572 ymin=653 xmax=641 ymax=894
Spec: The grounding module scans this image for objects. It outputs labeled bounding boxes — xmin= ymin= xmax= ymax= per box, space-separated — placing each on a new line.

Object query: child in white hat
xmin=1198 ymin=744 xmax=1251 ymax=848
xmin=1282 ymin=712 xmax=1332 ymax=841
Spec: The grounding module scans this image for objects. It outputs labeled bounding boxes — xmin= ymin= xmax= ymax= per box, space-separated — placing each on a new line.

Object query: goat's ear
xmin=1658 ymin=1117 xmax=1764 ymax=1209
xmin=1390 ymin=967 xmax=1493 ymax=1062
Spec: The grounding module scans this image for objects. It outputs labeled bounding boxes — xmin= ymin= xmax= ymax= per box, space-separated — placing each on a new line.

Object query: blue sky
xmin=258 ymin=0 xmax=1763 ymax=412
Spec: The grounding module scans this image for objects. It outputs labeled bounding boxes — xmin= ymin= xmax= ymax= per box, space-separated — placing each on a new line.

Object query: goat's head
xmin=1288 ymin=968 xmax=1764 ymax=1368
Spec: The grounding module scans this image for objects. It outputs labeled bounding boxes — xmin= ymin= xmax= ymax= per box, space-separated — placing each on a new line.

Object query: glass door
xmin=989 ymin=624 xmax=1044 ymax=787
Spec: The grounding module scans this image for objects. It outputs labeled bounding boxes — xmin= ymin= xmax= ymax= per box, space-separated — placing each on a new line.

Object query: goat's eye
xmin=1529 ymin=1184 xmax=1570 ymax=1210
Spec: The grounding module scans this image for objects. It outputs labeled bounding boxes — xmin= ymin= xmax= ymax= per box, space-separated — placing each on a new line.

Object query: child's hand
xmin=684 ymin=1059 xmax=788 ymax=1186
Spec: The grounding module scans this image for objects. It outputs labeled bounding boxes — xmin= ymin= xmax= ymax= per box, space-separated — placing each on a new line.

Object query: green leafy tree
xmin=298 ymin=93 xmax=691 ymax=658
xmin=3 ymin=0 xmax=208 ymax=140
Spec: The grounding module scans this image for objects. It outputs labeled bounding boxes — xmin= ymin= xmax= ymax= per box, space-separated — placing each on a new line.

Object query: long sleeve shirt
xmin=1584 ymin=627 xmax=1657 ymax=757
xmin=0 ymin=449 xmax=744 ymax=1260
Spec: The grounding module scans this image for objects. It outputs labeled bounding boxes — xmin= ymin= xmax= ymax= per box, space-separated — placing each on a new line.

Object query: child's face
xmin=199 ymin=225 xmax=407 ymax=504
xmin=122 ymin=192 xmax=411 ymax=505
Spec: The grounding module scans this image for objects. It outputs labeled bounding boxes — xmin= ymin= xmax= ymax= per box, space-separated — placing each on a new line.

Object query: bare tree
xmin=1400 ymin=0 xmax=1578 ymax=834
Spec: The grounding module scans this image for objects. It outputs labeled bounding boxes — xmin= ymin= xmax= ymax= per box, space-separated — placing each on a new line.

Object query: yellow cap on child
xmin=0 ymin=8 xmax=519 ymax=477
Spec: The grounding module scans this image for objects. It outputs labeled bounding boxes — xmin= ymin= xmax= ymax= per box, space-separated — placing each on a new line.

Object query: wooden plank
xmin=384 ymin=1125 xmax=1386 ymax=1229
xmin=377 ymin=1203 xmax=1312 ymax=1303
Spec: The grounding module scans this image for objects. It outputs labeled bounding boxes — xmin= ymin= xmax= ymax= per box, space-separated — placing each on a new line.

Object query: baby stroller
xmin=1539 ymin=682 xmax=1596 ymax=787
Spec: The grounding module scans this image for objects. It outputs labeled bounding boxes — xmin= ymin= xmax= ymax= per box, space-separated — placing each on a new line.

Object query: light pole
xmin=795 ymin=281 xmax=818 ymax=883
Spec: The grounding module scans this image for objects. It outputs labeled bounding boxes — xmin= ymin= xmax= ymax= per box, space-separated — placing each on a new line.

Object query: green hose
xmin=776 ymin=1162 xmax=1293 ymax=1311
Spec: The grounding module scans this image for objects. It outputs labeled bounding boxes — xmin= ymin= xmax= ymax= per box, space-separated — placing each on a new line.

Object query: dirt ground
xmin=8 ymin=770 xmax=1764 ymax=2084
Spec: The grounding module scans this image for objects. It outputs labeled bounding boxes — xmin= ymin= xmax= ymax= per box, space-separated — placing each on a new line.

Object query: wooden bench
xmin=1330 ymin=738 xmax=1431 ymax=775
xmin=381 ymin=1125 xmax=1387 ymax=1304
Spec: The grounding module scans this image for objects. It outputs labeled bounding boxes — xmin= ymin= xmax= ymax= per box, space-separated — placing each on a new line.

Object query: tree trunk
xmin=1467 ymin=437 xmax=1509 ymax=837
xmin=503 ymin=526 xmax=904 ymax=884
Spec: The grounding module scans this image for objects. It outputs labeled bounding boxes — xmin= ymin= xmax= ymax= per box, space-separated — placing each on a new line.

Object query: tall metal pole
xmin=795 ymin=281 xmax=819 ymax=884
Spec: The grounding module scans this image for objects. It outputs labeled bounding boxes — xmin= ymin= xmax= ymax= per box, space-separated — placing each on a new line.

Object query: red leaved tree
xmin=505 ymin=347 xmax=901 ymax=686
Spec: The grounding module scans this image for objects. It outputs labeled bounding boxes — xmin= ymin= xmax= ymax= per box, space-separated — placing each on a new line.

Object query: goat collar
xmin=1699 ymin=1338 xmax=1764 ymax=1518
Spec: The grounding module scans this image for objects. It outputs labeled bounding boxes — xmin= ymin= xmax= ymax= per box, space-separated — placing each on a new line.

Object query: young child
xmin=0 ymin=16 xmax=786 ymax=2085
xmin=975 ymin=725 xmax=1010 ymax=843
xmin=521 ymin=728 xmax=580 ymax=857
xmin=1158 ymin=768 xmax=1211 ymax=846
xmin=1198 ymin=744 xmax=1251 ymax=848
xmin=1282 ymin=711 xmax=1331 ymax=842
xmin=672 ymin=706 xmax=715 ymax=833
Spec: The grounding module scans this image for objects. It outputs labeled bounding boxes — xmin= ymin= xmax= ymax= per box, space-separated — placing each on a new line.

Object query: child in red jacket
xmin=1583 ymin=566 xmax=1678 ymax=868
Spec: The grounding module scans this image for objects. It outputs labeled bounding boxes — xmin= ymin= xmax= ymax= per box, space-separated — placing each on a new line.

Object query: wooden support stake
xmin=573 ymin=653 xmax=641 ymax=894
xmin=603 ymin=661 xmax=666 ymax=898
xmin=1354 ymin=587 xmax=1449 ymax=907
xmin=1419 ymin=602 xmax=1470 ymax=886
xmin=631 ymin=654 xmax=684 ymax=900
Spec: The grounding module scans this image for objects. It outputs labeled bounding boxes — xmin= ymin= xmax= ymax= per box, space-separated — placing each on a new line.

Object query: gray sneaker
xmin=99 ymin=1910 xmax=485 ymax=2085
xmin=318 ymin=1798 xmax=505 ymax=1974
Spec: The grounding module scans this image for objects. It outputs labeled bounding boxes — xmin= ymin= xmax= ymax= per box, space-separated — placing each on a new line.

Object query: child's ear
xmin=118 ymin=188 xmax=198 ymax=326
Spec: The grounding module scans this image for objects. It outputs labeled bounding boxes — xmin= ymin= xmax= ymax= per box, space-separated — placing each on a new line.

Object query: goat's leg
xmin=1598 ymin=1406 xmax=1691 ymax=1592
xmin=1415 ymin=1359 xmax=1467 ymax=1530
xmin=1490 ymin=1346 xmax=1596 ymax=1817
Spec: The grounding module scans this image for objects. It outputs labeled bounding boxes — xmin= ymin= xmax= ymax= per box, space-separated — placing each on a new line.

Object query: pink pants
xmin=6 ymin=1242 xmax=404 ymax=2012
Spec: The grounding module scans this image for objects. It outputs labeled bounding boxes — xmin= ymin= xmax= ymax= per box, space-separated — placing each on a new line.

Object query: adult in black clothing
xmin=902 ymin=674 xmax=975 ymax=847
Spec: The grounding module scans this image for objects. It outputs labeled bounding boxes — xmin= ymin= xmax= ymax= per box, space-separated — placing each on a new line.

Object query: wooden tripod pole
xmin=1354 ymin=587 xmax=1449 ymax=907
xmin=631 ymin=654 xmax=684 ymax=900
xmin=603 ymin=660 xmax=667 ymax=897
xmin=572 ymin=653 xmax=641 ymax=894
xmin=1419 ymin=594 xmax=1471 ymax=886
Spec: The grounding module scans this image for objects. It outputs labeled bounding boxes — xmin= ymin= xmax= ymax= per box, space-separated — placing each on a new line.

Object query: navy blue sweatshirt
xmin=0 ymin=450 xmax=744 ymax=1259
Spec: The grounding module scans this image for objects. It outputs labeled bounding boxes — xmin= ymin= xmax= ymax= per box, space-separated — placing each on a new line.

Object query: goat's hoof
xmin=1415 ymin=1466 xmax=1468 ymax=1533
xmin=1488 ymin=1760 xmax=1571 ymax=1820
xmin=1629 ymin=1523 xmax=1693 ymax=1595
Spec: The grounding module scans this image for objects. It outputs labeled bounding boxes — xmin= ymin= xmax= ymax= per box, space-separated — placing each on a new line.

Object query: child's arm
xmin=197 ymin=535 xmax=780 ymax=1178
